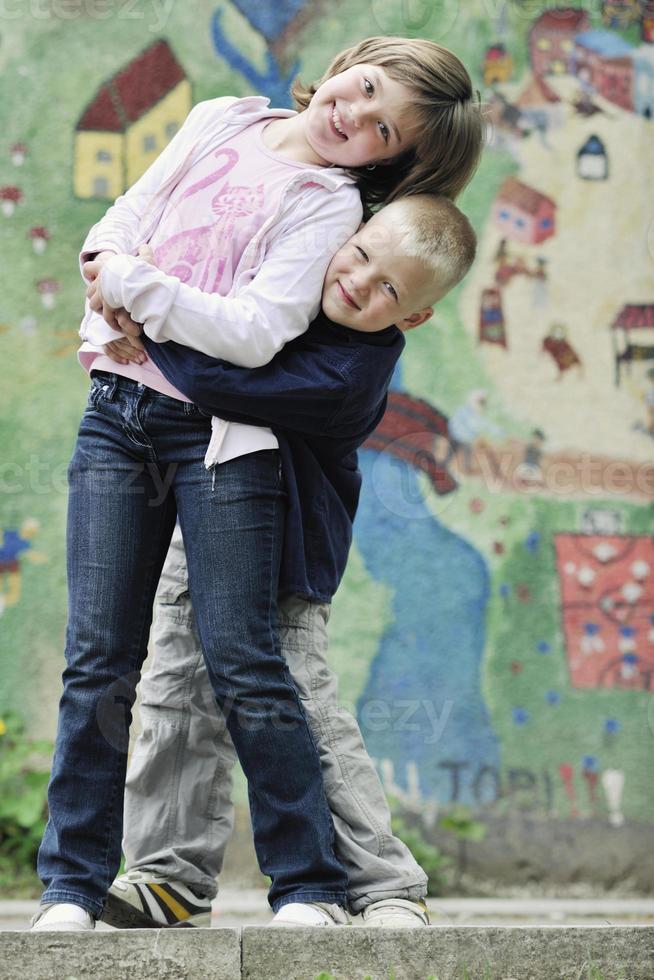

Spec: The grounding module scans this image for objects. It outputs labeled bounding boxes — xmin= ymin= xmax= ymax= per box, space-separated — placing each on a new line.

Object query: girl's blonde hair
xmin=292 ymin=36 xmax=484 ymax=208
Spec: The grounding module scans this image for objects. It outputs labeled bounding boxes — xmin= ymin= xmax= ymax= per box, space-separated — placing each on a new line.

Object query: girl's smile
xmin=304 ymin=64 xmax=421 ymax=168
xmin=260 ymin=64 xmax=422 ymax=169
xmin=329 ymin=105 xmax=348 ymax=140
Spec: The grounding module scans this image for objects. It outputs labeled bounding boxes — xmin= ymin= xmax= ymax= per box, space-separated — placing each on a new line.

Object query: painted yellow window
xmin=537 ymin=38 xmax=552 ymax=51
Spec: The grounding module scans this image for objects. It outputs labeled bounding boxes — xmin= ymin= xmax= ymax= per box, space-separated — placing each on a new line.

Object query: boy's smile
xmin=322 ymin=212 xmax=436 ymax=333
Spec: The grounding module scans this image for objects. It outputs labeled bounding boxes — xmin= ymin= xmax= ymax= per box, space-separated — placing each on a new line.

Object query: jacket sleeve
xmin=77 ymin=98 xmax=235 ymax=282
xmin=98 ymin=185 xmax=363 ymax=368
xmin=144 ymin=337 xmax=353 ymax=436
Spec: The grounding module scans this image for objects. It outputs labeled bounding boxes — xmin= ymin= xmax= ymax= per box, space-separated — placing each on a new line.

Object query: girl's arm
xmin=98 ymin=183 xmax=362 ymax=369
xmin=78 ymin=97 xmax=236 ymax=280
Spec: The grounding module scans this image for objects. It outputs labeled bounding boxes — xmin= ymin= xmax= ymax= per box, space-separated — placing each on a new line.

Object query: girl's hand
xmin=82 ymin=250 xmax=115 ymax=283
xmin=86 ymin=273 xmax=121 ymax=332
xmin=103 ymin=335 xmax=147 ymax=366
xmin=85 ymin=243 xmax=156 ymax=333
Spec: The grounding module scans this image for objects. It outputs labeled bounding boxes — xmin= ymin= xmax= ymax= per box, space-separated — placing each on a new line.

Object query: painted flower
xmin=621 ymin=582 xmax=642 ymax=604
xmin=631 ymin=561 xmax=650 ymax=581
xmin=525 ymin=531 xmax=540 ymax=553
xmin=577 ymin=566 xmax=596 ymax=588
xmin=593 ymin=542 xmax=616 ymax=563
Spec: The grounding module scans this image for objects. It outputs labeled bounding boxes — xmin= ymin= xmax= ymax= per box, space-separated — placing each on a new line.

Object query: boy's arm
xmin=98 ymin=185 xmax=362 ymax=369
xmin=144 ymin=337 xmax=353 ymax=436
xmin=78 ymin=98 xmax=235 ymax=282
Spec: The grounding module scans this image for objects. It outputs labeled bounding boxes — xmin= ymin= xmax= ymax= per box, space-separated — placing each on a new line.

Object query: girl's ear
xmin=399 ymin=307 xmax=433 ymax=332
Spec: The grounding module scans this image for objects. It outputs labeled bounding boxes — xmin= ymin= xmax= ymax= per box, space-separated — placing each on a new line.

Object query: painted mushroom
xmin=29 ymin=226 xmax=50 ymax=255
xmin=11 ymin=143 xmax=29 ymax=166
xmin=36 ymin=278 xmax=60 ymax=309
xmin=0 ymin=186 xmax=23 ymax=216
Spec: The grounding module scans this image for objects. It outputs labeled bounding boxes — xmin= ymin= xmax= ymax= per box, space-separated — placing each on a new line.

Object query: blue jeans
xmin=38 ymin=372 xmax=347 ymax=916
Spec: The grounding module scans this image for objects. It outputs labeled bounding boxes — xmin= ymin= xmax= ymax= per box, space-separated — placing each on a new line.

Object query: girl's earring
xmin=366 ymin=163 xmax=376 ymax=171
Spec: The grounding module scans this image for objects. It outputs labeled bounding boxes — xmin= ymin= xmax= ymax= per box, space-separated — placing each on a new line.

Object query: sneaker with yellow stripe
xmin=101 ymin=871 xmax=211 ymax=928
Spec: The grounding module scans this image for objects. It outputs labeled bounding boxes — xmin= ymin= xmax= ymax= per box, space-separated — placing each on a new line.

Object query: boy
xmin=95 ymin=195 xmax=477 ymax=929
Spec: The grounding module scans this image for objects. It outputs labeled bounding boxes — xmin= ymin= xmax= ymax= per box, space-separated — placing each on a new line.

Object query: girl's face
xmin=303 ymin=63 xmax=420 ymax=168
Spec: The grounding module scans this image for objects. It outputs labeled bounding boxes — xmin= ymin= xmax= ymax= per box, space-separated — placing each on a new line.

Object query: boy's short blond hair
xmin=378 ymin=195 xmax=477 ymax=304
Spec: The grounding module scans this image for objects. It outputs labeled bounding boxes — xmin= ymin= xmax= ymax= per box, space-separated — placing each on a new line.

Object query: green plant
xmin=390 ymin=810 xmax=452 ymax=897
xmin=388 ymin=800 xmax=487 ymax=894
xmin=0 ymin=711 xmax=51 ymax=889
xmin=438 ymin=803 xmax=487 ymax=886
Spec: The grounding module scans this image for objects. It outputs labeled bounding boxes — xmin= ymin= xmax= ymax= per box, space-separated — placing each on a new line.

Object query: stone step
xmin=1 ymin=926 xmax=652 ymax=980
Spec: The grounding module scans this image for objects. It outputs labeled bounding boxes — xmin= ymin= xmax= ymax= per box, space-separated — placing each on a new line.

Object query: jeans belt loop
xmin=104 ymin=373 xmax=118 ymax=402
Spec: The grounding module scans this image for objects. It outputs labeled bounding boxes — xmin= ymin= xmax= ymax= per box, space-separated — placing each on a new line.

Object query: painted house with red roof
xmin=492 ymin=177 xmax=556 ymax=245
xmin=74 ymin=40 xmax=191 ymax=200
xmin=611 ymin=303 xmax=654 ymax=385
xmin=573 ymin=30 xmax=635 ymax=112
xmin=529 ymin=7 xmax=591 ymax=78
xmin=483 ymin=43 xmax=514 ymax=86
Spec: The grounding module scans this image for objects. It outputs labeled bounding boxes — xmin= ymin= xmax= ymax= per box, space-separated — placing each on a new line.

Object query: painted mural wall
xmin=1 ymin=0 xmax=653 ymax=875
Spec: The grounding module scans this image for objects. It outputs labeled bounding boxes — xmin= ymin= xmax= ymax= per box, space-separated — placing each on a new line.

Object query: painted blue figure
xmin=0 ymin=518 xmax=42 ymax=614
xmin=231 ymin=0 xmax=308 ymax=42
xmin=353 ymin=365 xmax=500 ymax=806
xmin=211 ymin=5 xmax=303 ymax=108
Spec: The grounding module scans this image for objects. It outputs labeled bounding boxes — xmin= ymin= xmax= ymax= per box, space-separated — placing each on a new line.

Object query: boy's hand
xmin=103 ymin=335 xmax=147 ymax=366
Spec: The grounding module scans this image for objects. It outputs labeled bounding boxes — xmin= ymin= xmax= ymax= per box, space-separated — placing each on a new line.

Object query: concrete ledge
xmin=0 ymin=929 xmax=241 ymax=980
xmin=1 ymin=926 xmax=653 ymax=980
xmin=242 ymin=926 xmax=654 ymax=980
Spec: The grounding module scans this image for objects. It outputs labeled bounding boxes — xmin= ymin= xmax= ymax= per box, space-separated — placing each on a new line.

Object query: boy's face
xmin=321 ymin=212 xmax=436 ymax=333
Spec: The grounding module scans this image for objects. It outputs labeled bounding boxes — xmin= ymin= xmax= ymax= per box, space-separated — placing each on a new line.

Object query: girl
xmin=33 ymin=36 xmax=483 ymax=931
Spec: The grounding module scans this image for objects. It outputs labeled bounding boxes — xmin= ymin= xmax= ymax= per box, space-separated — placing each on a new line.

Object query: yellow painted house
xmin=74 ymin=39 xmax=191 ymax=200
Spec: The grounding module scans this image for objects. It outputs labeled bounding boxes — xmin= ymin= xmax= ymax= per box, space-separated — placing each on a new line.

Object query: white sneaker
xmin=270 ymin=902 xmax=350 ymax=927
xmin=31 ymin=903 xmax=95 ymax=931
xmin=102 ymin=870 xmax=212 ymax=928
xmin=361 ymin=898 xmax=430 ymax=928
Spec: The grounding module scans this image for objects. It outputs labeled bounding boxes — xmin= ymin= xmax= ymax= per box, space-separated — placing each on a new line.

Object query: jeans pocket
xmin=85 ymin=375 xmax=110 ymax=412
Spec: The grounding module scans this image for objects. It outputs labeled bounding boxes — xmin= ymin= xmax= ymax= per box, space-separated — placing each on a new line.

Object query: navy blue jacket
xmin=143 ymin=311 xmax=404 ymax=601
